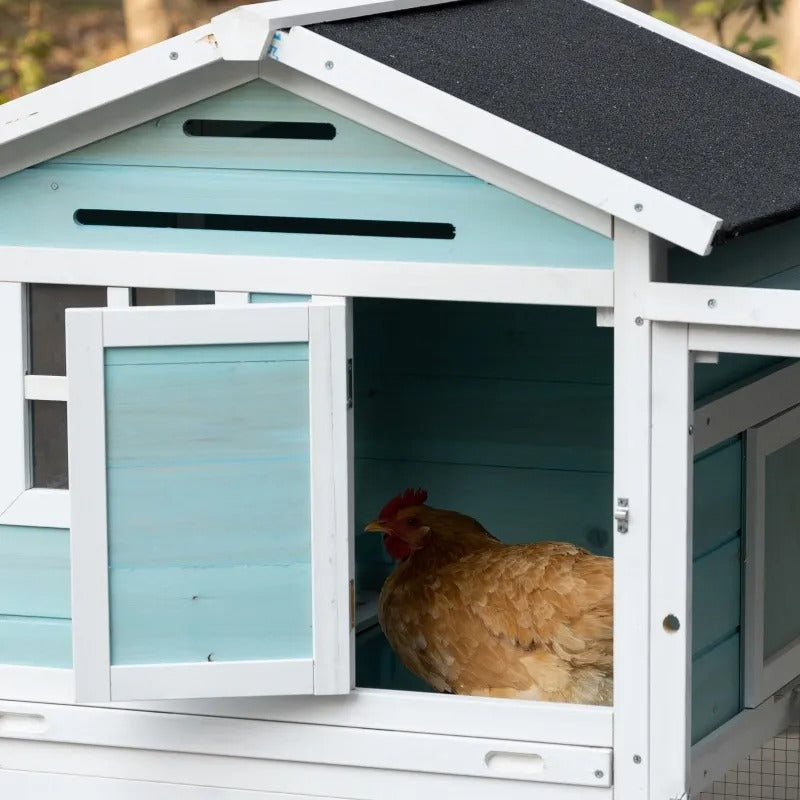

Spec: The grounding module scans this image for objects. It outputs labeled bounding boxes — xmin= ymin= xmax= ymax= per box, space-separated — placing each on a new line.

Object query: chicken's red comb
xmin=379 ymin=488 xmax=428 ymax=519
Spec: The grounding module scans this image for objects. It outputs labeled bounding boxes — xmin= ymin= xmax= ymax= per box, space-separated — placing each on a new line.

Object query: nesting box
xmin=1 ymin=0 xmax=799 ymax=798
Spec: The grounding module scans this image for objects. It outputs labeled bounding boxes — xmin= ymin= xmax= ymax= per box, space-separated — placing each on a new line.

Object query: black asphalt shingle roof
xmin=310 ymin=0 xmax=800 ymax=244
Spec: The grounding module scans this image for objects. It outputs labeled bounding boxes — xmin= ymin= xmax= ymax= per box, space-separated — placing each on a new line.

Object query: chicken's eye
xmin=406 ymin=517 xmax=420 ymax=528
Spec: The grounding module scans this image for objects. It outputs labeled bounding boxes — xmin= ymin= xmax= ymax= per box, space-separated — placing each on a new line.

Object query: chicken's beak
xmin=364 ymin=519 xmax=392 ymax=534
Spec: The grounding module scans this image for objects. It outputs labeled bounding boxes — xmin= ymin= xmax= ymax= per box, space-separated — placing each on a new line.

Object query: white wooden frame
xmin=612 ymin=221 xmax=659 ymax=800
xmin=66 ymin=300 xmax=353 ymax=702
xmin=649 ymin=321 xmax=694 ymax=800
xmin=743 ymin=404 xmax=800 ymax=707
xmin=0 ymin=249 xmax=614 ymax=310
xmin=676 ymin=322 xmax=800 ymax=792
xmin=0 ymin=699 xmax=613 ymax=795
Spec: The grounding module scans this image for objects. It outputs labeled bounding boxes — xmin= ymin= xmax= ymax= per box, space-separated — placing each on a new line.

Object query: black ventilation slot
xmin=74 ymin=209 xmax=456 ymax=240
xmin=183 ymin=119 xmax=336 ymax=140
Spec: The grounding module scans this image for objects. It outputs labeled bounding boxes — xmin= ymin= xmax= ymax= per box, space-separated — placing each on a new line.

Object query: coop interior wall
xmin=669 ymin=216 xmax=800 ymax=290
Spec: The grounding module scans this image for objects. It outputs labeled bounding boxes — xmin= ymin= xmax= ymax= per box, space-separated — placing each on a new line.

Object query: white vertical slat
xmin=66 ymin=308 xmax=111 ymax=703
xmin=650 ymin=321 xmax=693 ymax=798
xmin=106 ymin=287 xmax=132 ymax=307
xmin=0 ymin=282 xmax=26 ymax=515
xmin=613 ymin=221 xmax=657 ymax=800
xmin=309 ymin=296 xmax=353 ymax=694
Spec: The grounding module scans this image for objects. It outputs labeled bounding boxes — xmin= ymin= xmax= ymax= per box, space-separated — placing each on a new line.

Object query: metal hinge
xmin=614 ymin=498 xmax=630 ymax=533
xmin=349 ymin=579 xmax=356 ymax=630
xmin=346 ymin=358 xmax=353 ymax=409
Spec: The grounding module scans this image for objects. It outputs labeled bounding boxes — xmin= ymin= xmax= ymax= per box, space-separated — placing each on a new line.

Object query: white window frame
xmin=743 ymin=403 xmax=800 ymax=707
xmin=0 ymin=284 xmax=240 ymax=530
xmin=66 ymin=298 xmax=353 ymax=703
xmin=0 ymin=281 xmax=72 ymax=529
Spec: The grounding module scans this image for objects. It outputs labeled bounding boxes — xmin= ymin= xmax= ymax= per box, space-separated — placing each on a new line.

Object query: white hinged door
xmin=66 ymin=299 xmax=353 ymax=702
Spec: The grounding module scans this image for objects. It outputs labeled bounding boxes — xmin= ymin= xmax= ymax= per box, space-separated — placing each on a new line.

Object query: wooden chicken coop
xmin=1 ymin=0 xmax=800 ymax=797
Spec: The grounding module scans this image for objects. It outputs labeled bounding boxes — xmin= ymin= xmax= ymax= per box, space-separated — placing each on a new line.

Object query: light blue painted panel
xmin=0 ymin=616 xmax=72 ymax=668
xmin=692 ymin=633 xmax=741 ymax=744
xmin=107 ymin=460 xmax=311 ymax=568
xmin=105 ymin=343 xmax=312 ymax=665
xmin=105 ymin=357 xmax=309 ymax=468
xmin=763 ymin=436 xmax=800 ymax=659
xmin=105 ymin=342 xmax=307 ymax=366
xmin=52 ymin=80 xmax=466 ymax=177
xmin=109 ymin=564 xmax=311 ymax=664
xmin=0 ymin=164 xmax=613 ymax=268
xmin=693 ymin=437 xmax=743 ymax=558
xmin=356 ymin=372 xmax=612 ymax=472
xmin=692 ymin=538 xmax=741 ymax=658
xmin=0 ymin=526 xmax=70 ymax=618
xmin=250 ymin=294 xmax=310 ymax=303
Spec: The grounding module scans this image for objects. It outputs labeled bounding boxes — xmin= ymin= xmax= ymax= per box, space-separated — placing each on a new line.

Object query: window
xmin=744 ymin=403 xmax=800 ymax=707
xmin=28 ymin=284 xmax=107 ymax=489
xmin=0 ymin=283 xmax=217 ymax=528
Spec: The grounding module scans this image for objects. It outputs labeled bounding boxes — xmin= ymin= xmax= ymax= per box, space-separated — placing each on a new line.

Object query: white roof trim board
xmin=10 ymin=0 xmax=791 ymax=254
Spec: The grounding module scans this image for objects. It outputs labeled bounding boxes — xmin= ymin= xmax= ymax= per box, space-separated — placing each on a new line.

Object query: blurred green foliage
xmin=651 ymin=0 xmax=782 ymax=66
xmin=0 ymin=0 xmax=54 ymax=102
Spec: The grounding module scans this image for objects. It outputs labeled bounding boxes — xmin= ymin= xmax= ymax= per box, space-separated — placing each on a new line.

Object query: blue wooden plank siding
xmin=691 ymin=437 xmax=743 ymax=742
xmin=669 ymin=215 xmax=800 ymax=289
xmin=0 ymin=616 xmax=72 ymax=668
xmin=0 ymin=163 xmax=612 ymax=268
xmin=104 ymin=342 xmax=313 ymax=665
xmin=51 ymin=80 xmax=467 ymax=177
xmin=0 ymin=79 xmax=611 ymax=268
xmin=0 ymin=526 xmax=71 ymax=667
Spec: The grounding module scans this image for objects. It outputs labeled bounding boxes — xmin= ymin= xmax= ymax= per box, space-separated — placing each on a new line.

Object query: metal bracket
xmin=614 ymin=498 xmax=630 ymax=533
xmin=346 ymin=358 xmax=353 ymax=409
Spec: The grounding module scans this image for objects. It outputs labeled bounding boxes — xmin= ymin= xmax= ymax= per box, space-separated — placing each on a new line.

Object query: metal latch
xmin=346 ymin=358 xmax=353 ymax=409
xmin=614 ymin=498 xmax=630 ymax=533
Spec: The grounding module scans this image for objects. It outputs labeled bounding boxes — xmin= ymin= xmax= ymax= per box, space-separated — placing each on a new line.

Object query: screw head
xmin=634 ymin=203 xmax=644 ymax=212
xmin=325 ymin=60 xmax=334 ymax=70
xmin=169 ymin=51 xmax=179 ymax=60
xmin=633 ymin=754 xmax=642 ymax=764
xmin=707 ymin=298 xmax=717 ymax=309
xmin=635 ymin=316 xmax=644 ymax=326
xmin=594 ymin=770 xmax=604 ymax=779
xmin=688 ymin=424 xmax=694 ymax=435
xmin=50 ymin=182 xmax=59 ymax=190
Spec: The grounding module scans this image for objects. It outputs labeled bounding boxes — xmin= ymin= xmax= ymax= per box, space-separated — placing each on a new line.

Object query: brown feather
xmin=375 ymin=504 xmax=613 ymax=705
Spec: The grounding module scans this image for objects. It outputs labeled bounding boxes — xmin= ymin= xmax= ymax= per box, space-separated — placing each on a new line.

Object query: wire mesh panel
xmin=697 ymin=725 xmax=800 ymax=799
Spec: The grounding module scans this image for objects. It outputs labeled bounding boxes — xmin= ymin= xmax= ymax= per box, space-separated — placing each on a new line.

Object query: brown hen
xmin=364 ymin=489 xmax=613 ymax=705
